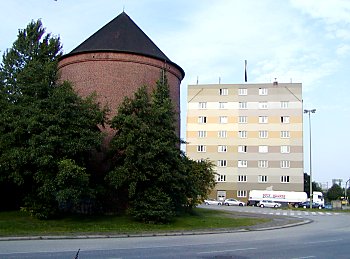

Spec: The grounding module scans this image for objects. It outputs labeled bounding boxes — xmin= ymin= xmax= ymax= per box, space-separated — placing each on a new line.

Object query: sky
xmin=1 ymin=0 xmax=349 ymax=187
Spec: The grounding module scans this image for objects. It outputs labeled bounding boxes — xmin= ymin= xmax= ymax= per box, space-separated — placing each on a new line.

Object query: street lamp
xmin=304 ymin=109 xmax=316 ymax=209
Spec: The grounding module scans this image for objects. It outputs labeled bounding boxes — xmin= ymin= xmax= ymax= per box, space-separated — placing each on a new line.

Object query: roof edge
xmin=59 ymin=49 xmax=185 ymax=79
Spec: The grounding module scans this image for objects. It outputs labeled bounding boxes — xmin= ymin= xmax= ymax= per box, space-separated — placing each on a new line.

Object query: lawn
xmin=0 ymin=208 xmax=269 ymax=237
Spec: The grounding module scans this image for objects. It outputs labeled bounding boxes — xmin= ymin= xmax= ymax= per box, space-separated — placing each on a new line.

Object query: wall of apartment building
xmin=186 ymin=82 xmax=304 ymax=202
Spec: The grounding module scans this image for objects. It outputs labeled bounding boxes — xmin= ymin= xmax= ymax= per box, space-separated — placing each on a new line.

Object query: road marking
xmin=198 ymin=247 xmax=257 ymax=255
xmin=291 ymin=256 xmax=316 ymax=259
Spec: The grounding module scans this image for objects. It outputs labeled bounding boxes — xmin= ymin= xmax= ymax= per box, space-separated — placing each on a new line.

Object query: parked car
xmin=204 ymin=199 xmax=221 ymax=205
xmin=295 ymin=201 xmax=323 ymax=209
xmin=324 ymin=203 xmax=333 ymax=210
xmin=257 ymin=200 xmax=281 ymax=208
xmin=224 ymin=198 xmax=245 ymax=206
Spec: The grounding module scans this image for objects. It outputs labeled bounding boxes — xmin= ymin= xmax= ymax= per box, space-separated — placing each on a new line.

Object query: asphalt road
xmin=1 ymin=206 xmax=349 ymax=258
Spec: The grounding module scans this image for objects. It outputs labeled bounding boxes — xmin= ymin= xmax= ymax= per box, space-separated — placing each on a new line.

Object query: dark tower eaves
xmin=65 ymin=12 xmax=184 ymax=78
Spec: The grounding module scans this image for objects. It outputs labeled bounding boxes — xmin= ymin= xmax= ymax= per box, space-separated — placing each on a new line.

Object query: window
xmin=197 ymin=145 xmax=206 ymax=152
xmin=218 ymin=145 xmax=227 ymax=152
xmin=239 ymin=130 xmax=247 ymax=138
xmin=259 ymin=175 xmax=268 ymax=182
xmin=259 ymin=130 xmax=268 ymax=138
xmin=219 ymin=102 xmax=227 ymax=109
xmin=237 ymin=190 xmax=247 ymax=197
xmin=259 ymin=88 xmax=268 ymax=95
xmin=198 ymin=130 xmax=207 ymax=138
xmin=258 ymin=160 xmax=268 ymax=168
xmin=281 ymin=101 xmax=289 ymax=109
xmin=198 ymin=102 xmax=207 ymax=109
xmin=280 ymin=160 xmax=290 ymax=168
xmin=238 ymin=175 xmax=247 ymax=182
xmin=259 ymin=145 xmax=268 ymax=153
xmin=217 ymin=160 xmax=227 ymax=167
xmin=259 ymin=102 xmax=268 ymax=109
xmin=238 ymin=160 xmax=248 ymax=168
xmin=219 ymin=116 xmax=228 ymax=124
xmin=239 ymin=102 xmax=247 ymax=109
xmin=218 ymin=130 xmax=227 ymax=138
xmin=280 ymin=116 xmax=290 ymax=124
xmin=239 ymin=116 xmax=247 ymax=123
xmin=238 ymin=145 xmax=247 ymax=153
xmin=238 ymin=88 xmax=247 ymax=95
xmin=219 ymin=88 xmax=228 ymax=96
xmin=217 ymin=174 xmax=226 ymax=182
xmin=198 ymin=116 xmax=207 ymax=124
xmin=281 ymin=145 xmax=290 ymax=153
xmin=259 ymin=116 xmax=268 ymax=123
xmin=281 ymin=131 xmax=290 ymax=138
xmin=281 ymin=175 xmax=290 ymax=183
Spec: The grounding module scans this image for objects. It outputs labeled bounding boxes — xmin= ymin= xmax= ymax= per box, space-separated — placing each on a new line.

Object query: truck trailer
xmin=248 ymin=190 xmax=324 ymax=207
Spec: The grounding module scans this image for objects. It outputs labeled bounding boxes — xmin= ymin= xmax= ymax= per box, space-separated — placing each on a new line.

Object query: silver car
xmin=224 ymin=198 xmax=245 ymax=206
xmin=258 ymin=200 xmax=281 ymax=208
xmin=204 ymin=199 xmax=221 ymax=205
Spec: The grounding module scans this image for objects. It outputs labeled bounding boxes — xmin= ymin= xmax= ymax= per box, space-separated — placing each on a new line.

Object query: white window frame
xmin=281 ymin=175 xmax=290 ymax=183
xmin=219 ymin=116 xmax=228 ymax=124
xmin=258 ymin=175 xmax=268 ymax=182
xmin=238 ymin=145 xmax=247 ymax=153
xmin=239 ymin=130 xmax=247 ymax=138
xmin=238 ymin=88 xmax=247 ymax=95
xmin=238 ymin=175 xmax=247 ymax=182
xmin=281 ymin=145 xmax=290 ymax=153
xmin=281 ymin=131 xmax=290 ymax=138
xmin=239 ymin=116 xmax=247 ymax=123
xmin=280 ymin=160 xmax=290 ymax=168
xmin=259 ymin=130 xmax=268 ymax=138
xmin=219 ymin=102 xmax=227 ymax=109
xmin=259 ymin=102 xmax=268 ymax=109
xmin=258 ymin=160 xmax=269 ymax=168
xmin=218 ymin=130 xmax=227 ymax=138
xmin=259 ymin=116 xmax=268 ymax=124
xmin=238 ymin=160 xmax=248 ymax=168
xmin=198 ymin=102 xmax=207 ymax=109
xmin=237 ymin=190 xmax=247 ymax=197
xmin=259 ymin=88 xmax=268 ymax=95
xmin=198 ymin=116 xmax=207 ymax=124
xmin=259 ymin=145 xmax=268 ymax=153
xmin=217 ymin=174 xmax=226 ymax=182
xmin=217 ymin=160 xmax=227 ymax=167
xmin=281 ymin=116 xmax=290 ymax=124
xmin=281 ymin=101 xmax=289 ymax=109
xmin=239 ymin=102 xmax=247 ymax=109
xmin=219 ymin=88 xmax=228 ymax=96
xmin=197 ymin=145 xmax=206 ymax=152
xmin=218 ymin=145 xmax=227 ymax=153
xmin=198 ymin=130 xmax=207 ymax=138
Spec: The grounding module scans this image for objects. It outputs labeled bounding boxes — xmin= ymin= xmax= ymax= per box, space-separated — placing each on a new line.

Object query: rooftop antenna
xmin=244 ymin=60 xmax=247 ymax=82
xmin=123 ymin=5 xmax=125 ymax=12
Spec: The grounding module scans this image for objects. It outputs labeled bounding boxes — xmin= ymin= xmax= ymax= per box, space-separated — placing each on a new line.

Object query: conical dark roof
xmin=66 ymin=12 xmax=183 ymax=77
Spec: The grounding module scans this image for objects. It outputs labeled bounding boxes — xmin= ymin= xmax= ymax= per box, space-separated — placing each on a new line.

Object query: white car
xmin=204 ymin=199 xmax=221 ymax=205
xmin=224 ymin=198 xmax=245 ymax=206
xmin=258 ymin=200 xmax=281 ymax=208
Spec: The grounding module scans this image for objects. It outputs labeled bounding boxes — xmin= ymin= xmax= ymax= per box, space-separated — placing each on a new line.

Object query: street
xmin=0 ymin=207 xmax=349 ymax=258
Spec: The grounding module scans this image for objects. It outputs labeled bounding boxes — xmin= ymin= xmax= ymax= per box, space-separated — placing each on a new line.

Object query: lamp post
xmin=304 ymin=109 xmax=316 ymax=209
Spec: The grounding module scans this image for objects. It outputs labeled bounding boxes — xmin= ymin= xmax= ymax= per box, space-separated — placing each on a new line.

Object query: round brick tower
xmin=58 ymin=12 xmax=185 ymax=139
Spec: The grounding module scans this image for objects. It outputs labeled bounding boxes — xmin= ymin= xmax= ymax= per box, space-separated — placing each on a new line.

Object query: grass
xmin=0 ymin=208 xmax=269 ymax=237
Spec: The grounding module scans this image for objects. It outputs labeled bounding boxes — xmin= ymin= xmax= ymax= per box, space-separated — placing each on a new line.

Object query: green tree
xmin=326 ymin=184 xmax=343 ymax=201
xmin=303 ymin=173 xmax=323 ymax=197
xmin=0 ymin=20 xmax=107 ymax=218
xmin=107 ymin=71 xmax=216 ymax=223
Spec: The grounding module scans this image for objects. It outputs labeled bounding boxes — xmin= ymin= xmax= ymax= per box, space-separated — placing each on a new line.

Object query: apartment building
xmin=186 ymin=82 xmax=304 ymax=202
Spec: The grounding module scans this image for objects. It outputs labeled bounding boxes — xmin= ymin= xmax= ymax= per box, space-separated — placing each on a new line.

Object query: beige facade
xmin=186 ymin=82 xmax=304 ymax=202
